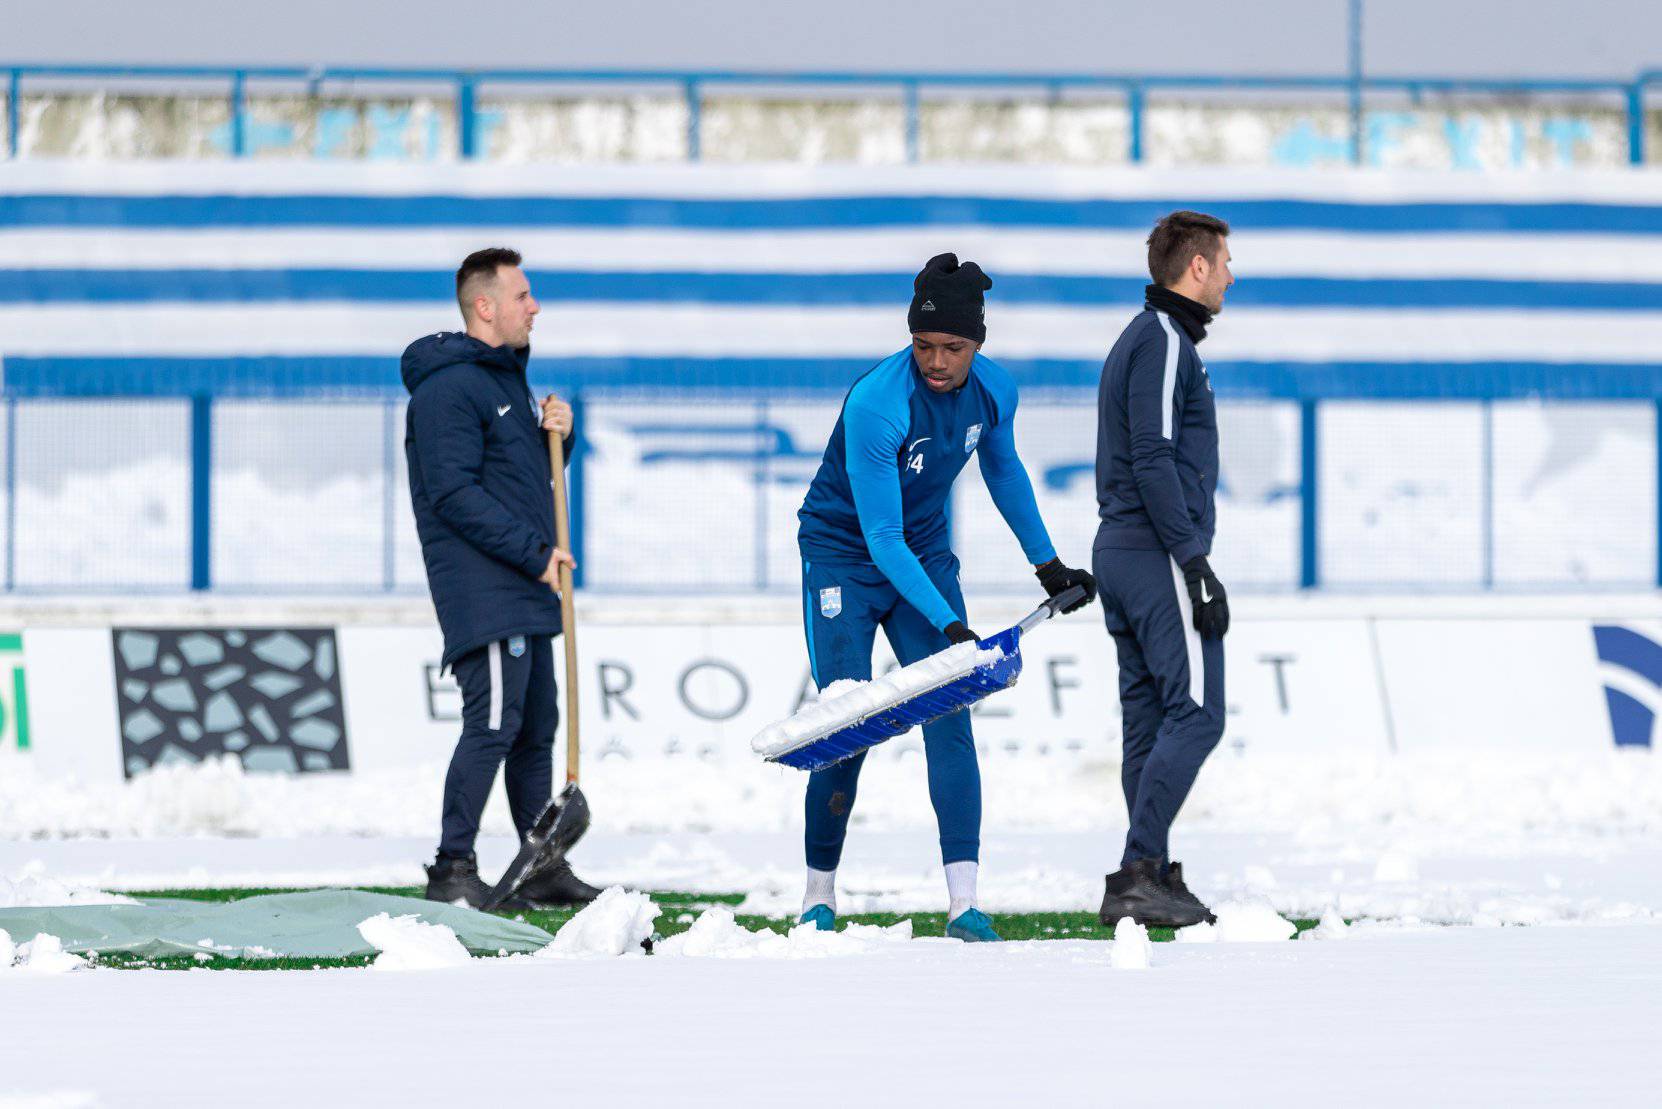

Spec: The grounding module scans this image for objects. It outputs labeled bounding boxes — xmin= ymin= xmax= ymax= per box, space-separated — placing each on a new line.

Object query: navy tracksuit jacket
xmin=1094 ymin=302 xmax=1225 ymax=868
xmin=798 ymin=349 xmax=1056 ymax=870
xmin=402 ymin=332 xmax=575 ymax=859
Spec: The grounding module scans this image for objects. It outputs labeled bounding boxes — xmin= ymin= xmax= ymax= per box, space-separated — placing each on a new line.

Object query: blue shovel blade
xmin=771 ymin=626 xmax=1025 ymax=772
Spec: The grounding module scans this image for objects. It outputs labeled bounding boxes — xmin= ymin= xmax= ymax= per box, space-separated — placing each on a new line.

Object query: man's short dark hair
xmin=456 ymin=247 xmax=523 ymax=317
xmin=1147 ymin=211 xmax=1230 ymax=286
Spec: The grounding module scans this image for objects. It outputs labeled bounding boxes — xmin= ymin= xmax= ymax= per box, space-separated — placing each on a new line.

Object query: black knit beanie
xmin=907 ymin=253 xmax=992 ymax=343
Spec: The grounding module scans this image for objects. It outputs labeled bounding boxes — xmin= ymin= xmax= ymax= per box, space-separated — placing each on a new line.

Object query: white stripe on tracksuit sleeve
xmin=1125 ymin=312 xmax=1206 ymax=568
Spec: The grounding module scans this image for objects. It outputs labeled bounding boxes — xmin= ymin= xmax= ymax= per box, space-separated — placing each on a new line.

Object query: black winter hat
xmin=907 ymin=253 xmax=992 ymax=343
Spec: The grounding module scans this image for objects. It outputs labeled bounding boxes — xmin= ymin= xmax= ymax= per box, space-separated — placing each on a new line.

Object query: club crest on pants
xmin=819 ymin=587 xmax=843 ymax=619
xmin=508 ymin=635 xmax=526 ymax=658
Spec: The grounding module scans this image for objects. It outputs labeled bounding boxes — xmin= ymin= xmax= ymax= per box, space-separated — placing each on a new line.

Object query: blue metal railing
xmin=1299 ymin=400 xmax=1320 ymax=590
xmin=189 ymin=394 xmax=212 ymax=591
xmin=2 ymin=62 xmax=1655 ymax=165
xmin=0 ymin=388 xmax=1654 ymax=595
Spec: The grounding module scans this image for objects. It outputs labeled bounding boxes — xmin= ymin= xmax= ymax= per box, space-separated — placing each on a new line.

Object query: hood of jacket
xmin=401 ymin=331 xmax=530 ymax=394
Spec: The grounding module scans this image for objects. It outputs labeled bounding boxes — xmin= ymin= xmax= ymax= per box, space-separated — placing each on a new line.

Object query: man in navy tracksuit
xmin=403 ymin=246 xmax=600 ymax=910
xmin=796 ymin=254 xmax=1096 ymax=942
xmin=1094 ymin=212 xmax=1235 ymax=929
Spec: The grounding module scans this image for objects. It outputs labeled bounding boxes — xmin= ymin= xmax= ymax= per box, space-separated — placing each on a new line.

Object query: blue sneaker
xmin=799 ymin=904 xmax=836 ymax=931
xmin=946 ymin=908 xmax=1001 ymax=942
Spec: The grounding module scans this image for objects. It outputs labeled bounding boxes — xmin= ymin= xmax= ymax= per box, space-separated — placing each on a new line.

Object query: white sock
xmin=945 ymin=860 xmax=979 ymax=921
xmin=803 ymin=867 xmax=837 ymax=916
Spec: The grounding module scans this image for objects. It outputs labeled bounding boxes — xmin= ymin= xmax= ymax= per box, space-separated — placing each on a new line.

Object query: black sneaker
xmin=517 ymin=859 xmax=603 ymax=908
xmin=1164 ymin=861 xmax=1217 ymax=924
xmin=424 ymin=853 xmax=493 ymax=909
xmin=1099 ymin=858 xmax=1210 ymax=929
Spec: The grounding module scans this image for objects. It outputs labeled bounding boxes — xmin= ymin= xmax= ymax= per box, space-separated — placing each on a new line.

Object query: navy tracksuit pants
xmin=1093 ymin=546 xmax=1226 ymax=868
xmin=439 ymin=634 xmax=558 ymax=859
xmin=800 ymin=552 xmax=980 ymax=870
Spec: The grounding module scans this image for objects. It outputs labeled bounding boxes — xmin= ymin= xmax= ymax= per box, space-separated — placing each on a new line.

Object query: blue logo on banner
xmin=1591 ymin=625 xmax=1661 ymax=747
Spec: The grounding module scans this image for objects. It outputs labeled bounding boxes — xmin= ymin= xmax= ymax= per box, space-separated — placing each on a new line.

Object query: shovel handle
xmin=1016 ymin=583 xmax=1089 ymax=633
xmin=549 ymin=429 xmax=580 ymax=785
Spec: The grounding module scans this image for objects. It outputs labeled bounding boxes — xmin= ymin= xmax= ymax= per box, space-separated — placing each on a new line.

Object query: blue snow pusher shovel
xmin=753 ymin=584 xmax=1088 ymax=772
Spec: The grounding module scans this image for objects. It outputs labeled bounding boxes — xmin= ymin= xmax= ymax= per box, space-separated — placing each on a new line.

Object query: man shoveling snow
xmin=792 ymin=253 xmax=1096 ymax=942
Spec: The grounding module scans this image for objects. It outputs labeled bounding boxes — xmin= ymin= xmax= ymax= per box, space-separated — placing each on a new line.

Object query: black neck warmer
xmin=1145 ymin=284 xmax=1213 ymax=344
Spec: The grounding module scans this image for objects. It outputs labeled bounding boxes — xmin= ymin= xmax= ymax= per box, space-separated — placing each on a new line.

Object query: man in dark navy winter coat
xmin=403 ymin=246 xmax=599 ymax=909
xmin=1093 ymin=212 xmax=1234 ymax=929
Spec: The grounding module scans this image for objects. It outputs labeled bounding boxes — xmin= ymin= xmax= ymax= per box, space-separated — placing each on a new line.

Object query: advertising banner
xmin=337 ymin=616 xmax=1392 ymax=774
xmin=8 ymin=607 xmax=1655 ymax=784
xmin=110 ymin=627 xmax=349 ymax=777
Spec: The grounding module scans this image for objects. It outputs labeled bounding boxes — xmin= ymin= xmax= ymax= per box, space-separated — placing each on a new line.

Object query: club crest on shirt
xmin=819 ymin=587 xmax=842 ymax=619
xmin=964 ymin=424 xmax=982 ymax=453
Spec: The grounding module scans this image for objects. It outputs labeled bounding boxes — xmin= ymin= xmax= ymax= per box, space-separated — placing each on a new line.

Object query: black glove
xmin=943 ymin=621 xmax=980 ymax=645
xmin=1181 ymin=556 xmax=1229 ymax=639
xmin=1034 ymin=558 xmax=1097 ymax=613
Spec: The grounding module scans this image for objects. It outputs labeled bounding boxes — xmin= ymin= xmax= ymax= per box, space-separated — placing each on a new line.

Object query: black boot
xmin=1099 ymin=858 xmax=1210 ymax=929
xmin=424 ymin=853 xmax=493 ymax=909
xmin=517 ymin=859 xmax=603 ymax=908
xmin=1164 ymin=861 xmax=1217 ymax=924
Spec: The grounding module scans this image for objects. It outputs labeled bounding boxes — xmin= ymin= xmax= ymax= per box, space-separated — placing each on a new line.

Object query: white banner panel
xmin=337 ymin=617 xmax=1390 ymax=773
xmin=21 ymin=629 xmax=120 ymax=784
xmin=1375 ymin=619 xmax=1612 ymax=753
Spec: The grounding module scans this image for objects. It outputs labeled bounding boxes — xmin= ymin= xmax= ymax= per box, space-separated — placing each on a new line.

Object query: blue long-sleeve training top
xmin=1094 ymin=308 xmax=1219 ymax=566
xmin=798 ymin=348 xmax=1057 ymax=630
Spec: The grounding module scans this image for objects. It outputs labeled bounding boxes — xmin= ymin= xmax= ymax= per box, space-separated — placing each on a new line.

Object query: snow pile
xmin=0 ymin=925 xmax=86 ymax=974
xmin=538 ymin=888 xmax=660 ymax=958
xmin=751 ymin=643 xmax=1006 ymax=757
xmin=0 ymin=863 xmax=135 ymax=908
xmin=1302 ymin=908 xmax=1351 ymax=941
xmin=1181 ymin=750 xmax=1662 ymax=851
xmin=1212 ymin=902 xmax=1298 ymax=943
xmin=1174 ymin=922 xmax=1217 ymax=943
xmin=656 ymin=907 xmax=789 ymax=957
xmin=15 ymin=934 xmax=86 ymax=974
xmin=1109 ymin=918 xmax=1151 ymax=969
xmin=1373 ymin=850 xmax=1420 ymax=883
xmin=356 ymin=913 xmax=472 ymax=971
xmin=7 ymin=750 xmax=1662 ymax=850
xmin=656 ymin=906 xmax=912 ymax=958
xmin=1176 ymin=903 xmax=1298 ymax=943
xmin=0 ymin=755 xmax=418 ymax=839
xmin=1314 ymin=885 xmax=1651 ymax=928
xmin=818 ymin=679 xmax=867 ymax=700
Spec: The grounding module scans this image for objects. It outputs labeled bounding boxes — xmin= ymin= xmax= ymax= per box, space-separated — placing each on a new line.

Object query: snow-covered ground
xmin=2 ymin=748 xmax=1658 ymax=1104
xmin=2 ymin=922 xmax=1656 ymax=1106
xmin=4 ymin=748 xmax=1659 ymax=923
xmin=4 ymin=826 xmax=1658 ymax=929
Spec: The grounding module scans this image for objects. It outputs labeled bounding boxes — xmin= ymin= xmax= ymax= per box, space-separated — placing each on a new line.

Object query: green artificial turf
xmin=93 ymin=887 xmax=1320 ymax=970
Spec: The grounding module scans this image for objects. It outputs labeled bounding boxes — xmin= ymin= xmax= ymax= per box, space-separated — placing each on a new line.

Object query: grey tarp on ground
xmin=0 ymin=889 xmax=556 ymax=959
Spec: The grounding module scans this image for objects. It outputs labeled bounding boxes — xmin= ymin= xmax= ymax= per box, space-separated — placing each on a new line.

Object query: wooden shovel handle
xmin=548 ymin=429 xmax=580 ymax=785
